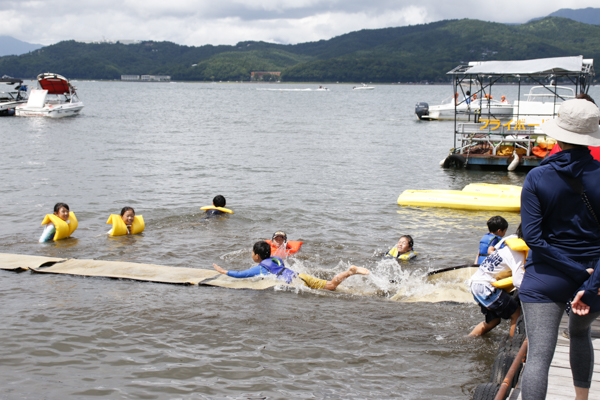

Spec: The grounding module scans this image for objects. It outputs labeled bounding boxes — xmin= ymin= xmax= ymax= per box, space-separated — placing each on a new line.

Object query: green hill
xmin=1 ymin=17 xmax=600 ymax=83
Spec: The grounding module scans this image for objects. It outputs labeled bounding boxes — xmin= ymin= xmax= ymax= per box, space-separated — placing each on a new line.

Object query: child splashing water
xmin=213 ymin=241 xmax=369 ymax=291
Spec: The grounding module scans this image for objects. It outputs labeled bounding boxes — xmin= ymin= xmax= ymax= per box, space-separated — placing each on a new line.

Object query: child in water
xmin=384 ymin=235 xmax=417 ymax=260
xmin=213 ymin=241 xmax=370 ymax=291
xmin=202 ymin=195 xmax=232 ymax=217
xmin=39 ymin=202 xmax=72 ymax=242
xmin=107 ymin=207 xmax=137 ymax=235
xmin=476 ymin=216 xmax=508 ymax=264
xmin=267 ymin=231 xmax=303 ymax=258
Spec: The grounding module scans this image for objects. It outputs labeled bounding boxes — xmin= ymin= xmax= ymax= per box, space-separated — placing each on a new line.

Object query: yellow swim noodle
xmin=41 ymin=212 xmax=78 ymax=241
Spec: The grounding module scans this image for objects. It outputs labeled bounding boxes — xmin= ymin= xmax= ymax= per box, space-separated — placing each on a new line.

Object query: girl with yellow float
xmin=106 ymin=207 xmax=145 ymax=236
xmin=39 ymin=202 xmax=78 ymax=242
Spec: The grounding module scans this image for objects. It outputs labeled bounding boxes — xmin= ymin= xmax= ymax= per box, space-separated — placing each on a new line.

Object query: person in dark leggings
xmin=520 ymin=99 xmax=600 ymax=400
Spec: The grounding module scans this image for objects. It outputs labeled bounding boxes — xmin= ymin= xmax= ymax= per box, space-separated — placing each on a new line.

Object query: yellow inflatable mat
xmin=0 ymin=253 xmax=65 ymax=271
xmin=30 ymin=258 xmax=220 ymax=285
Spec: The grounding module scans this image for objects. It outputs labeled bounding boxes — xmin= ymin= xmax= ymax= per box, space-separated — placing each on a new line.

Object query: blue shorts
xmin=476 ymin=290 xmax=520 ymax=324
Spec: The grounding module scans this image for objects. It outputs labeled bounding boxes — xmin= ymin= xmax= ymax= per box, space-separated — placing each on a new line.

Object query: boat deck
xmin=510 ymin=316 xmax=600 ymax=399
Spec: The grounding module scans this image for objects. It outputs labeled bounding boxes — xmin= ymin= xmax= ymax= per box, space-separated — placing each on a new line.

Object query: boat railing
xmin=455 ymin=123 xmax=537 ymax=156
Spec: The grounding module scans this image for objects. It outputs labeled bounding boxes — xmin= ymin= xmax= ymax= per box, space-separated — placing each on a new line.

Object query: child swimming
xmin=213 ymin=241 xmax=369 ymax=291
xmin=39 ymin=202 xmax=77 ymax=242
xmin=107 ymin=207 xmax=145 ymax=236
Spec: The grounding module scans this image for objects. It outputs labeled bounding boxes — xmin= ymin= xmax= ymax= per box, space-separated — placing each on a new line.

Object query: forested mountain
xmin=1 ymin=17 xmax=600 ymax=83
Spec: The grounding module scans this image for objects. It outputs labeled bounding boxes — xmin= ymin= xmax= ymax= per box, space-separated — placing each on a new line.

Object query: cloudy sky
xmin=1 ymin=0 xmax=598 ymax=46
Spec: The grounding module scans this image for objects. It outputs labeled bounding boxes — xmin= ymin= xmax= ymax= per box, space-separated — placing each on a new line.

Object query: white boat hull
xmin=421 ymin=102 xmax=514 ymax=121
xmin=16 ymin=102 xmax=84 ymax=118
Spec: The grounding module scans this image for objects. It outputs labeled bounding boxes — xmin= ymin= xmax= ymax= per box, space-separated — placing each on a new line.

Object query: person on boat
xmin=213 ymin=241 xmax=370 ymax=291
xmin=384 ymin=235 xmax=417 ymax=260
xmin=500 ymin=95 xmax=509 ymax=104
xmin=107 ymin=207 xmax=144 ymax=236
xmin=265 ymin=231 xmax=303 ymax=258
xmin=548 ymin=93 xmax=600 ymax=161
xmin=469 ymin=224 xmax=526 ymax=337
xmin=464 ymin=91 xmax=471 ymax=105
xmin=39 ymin=202 xmax=76 ymax=242
xmin=476 ymin=216 xmax=508 ymax=264
xmin=202 ymin=195 xmax=232 ymax=217
xmin=519 ymin=99 xmax=600 ymax=400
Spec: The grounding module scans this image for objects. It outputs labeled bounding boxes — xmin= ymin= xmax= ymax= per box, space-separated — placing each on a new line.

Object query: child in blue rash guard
xmin=384 ymin=235 xmax=417 ymax=260
xmin=205 ymin=195 xmax=227 ymax=217
xmin=213 ymin=241 xmax=370 ymax=290
xmin=476 ymin=216 xmax=508 ymax=264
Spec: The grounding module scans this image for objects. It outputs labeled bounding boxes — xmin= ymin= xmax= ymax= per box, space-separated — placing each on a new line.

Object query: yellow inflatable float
xmin=41 ymin=212 xmax=78 ymax=241
xmin=106 ymin=214 xmax=145 ymax=236
xmin=201 ymin=205 xmax=233 ymax=214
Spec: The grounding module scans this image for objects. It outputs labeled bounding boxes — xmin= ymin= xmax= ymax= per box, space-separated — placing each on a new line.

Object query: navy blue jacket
xmin=520 ymin=147 xmax=600 ymax=311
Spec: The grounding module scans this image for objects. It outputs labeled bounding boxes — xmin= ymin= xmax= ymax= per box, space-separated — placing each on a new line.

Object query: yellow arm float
xmin=41 ymin=212 xmax=77 ymax=241
xmin=201 ymin=205 xmax=233 ymax=214
xmin=490 ymin=238 xmax=529 ymax=291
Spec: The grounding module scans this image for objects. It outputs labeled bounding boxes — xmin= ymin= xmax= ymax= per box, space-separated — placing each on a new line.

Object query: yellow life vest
xmin=491 ymin=238 xmax=529 ymax=290
xmin=386 ymin=247 xmax=417 ymax=260
xmin=41 ymin=212 xmax=78 ymax=241
xmin=106 ymin=214 xmax=145 ymax=236
xmin=200 ymin=205 xmax=233 ymax=214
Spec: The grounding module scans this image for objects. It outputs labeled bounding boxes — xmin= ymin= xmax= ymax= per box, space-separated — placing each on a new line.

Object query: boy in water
xmin=203 ymin=195 xmax=231 ymax=217
xmin=213 ymin=241 xmax=370 ymax=290
xmin=384 ymin=235 xmax=417 ymax=260
xmin=476 ymin=216 xmax=508 ymax=264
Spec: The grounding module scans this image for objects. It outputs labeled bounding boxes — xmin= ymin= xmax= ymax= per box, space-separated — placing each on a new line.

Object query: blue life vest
xmin=259 ymin=257 xmax=297 ymax=284
xmin=477 ymin=233 xmax=502 ymax=264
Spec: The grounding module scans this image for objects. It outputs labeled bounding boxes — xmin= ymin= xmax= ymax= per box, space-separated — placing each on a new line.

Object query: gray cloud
xmin=0 ymin=0 xmax=596 ymax=46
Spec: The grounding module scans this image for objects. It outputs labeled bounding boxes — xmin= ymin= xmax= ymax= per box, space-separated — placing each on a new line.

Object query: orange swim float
xmin=265 ymin=240 xmax=303 ymax=257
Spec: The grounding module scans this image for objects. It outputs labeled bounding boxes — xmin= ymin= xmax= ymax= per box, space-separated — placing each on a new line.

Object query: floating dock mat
xmin=30 ymin=258 xmax=220 ymax=285
xmin=0 ymin=253 xmax=65 ymax=271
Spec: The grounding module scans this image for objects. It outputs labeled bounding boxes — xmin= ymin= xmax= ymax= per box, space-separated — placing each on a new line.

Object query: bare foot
xmin=349 ymin=265 xmax=370 ymax=275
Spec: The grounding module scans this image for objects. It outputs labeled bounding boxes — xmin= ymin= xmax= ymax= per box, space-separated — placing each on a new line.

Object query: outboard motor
xmin=415 ymin=102 xmax=429 ymax=120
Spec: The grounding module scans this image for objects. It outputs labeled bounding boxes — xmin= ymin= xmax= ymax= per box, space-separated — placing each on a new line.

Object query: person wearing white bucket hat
xmin=520 ymin=98 xmax=600 ymax=400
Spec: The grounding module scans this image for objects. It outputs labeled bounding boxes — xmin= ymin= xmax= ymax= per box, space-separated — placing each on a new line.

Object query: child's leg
xmin=323 ymin=265 xmax=370 ymax=291
xmin=509 ymin=307 xmax=521 ymax=337
xmin=469 ymin=318 xmax=501 ymax=336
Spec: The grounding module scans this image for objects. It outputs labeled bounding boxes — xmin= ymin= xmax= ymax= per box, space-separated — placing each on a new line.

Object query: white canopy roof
xmin=456 ymin=56 xmax=591 ymax=75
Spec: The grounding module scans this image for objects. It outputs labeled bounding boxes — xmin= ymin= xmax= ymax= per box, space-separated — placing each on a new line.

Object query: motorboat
xmin=353 ymin=83 xmax=374 ymax=90
xmin=0 ymin=78 xmax=28 ymax=116
xmin=416 ymin=80 xmax=513 ymax=121
xmin=15 ymin=73 xmax=84 ymax=118
xmin=316 ymin=86 xmax=329 ymax=91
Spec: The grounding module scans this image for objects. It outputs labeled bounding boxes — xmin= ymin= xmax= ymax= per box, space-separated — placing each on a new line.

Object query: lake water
xmin=1 ymin=81 xmax=598 ymax=399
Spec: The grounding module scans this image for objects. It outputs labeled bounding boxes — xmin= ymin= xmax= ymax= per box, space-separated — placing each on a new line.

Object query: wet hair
xmin=466 ymin=91 xmax=470 ymax=96
xmin=487 ymin=216 xmax=508 ymax=233
xmin=576 ymin=93 xmax=596 ymax=105
xmin=516 ymin=223 xmax=523 ymax=239
xmin=253 ymin=241 xmax=271 ymax=261
xmin=120 ymin=206 xmax=135 ymax=216
xmin=53 ymin=202 xmax=69 ymax=213
xmin=213 ymin=195 xmax=226 ymax=208
xmin=400 ymin=235 xmax=414 ymax=249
